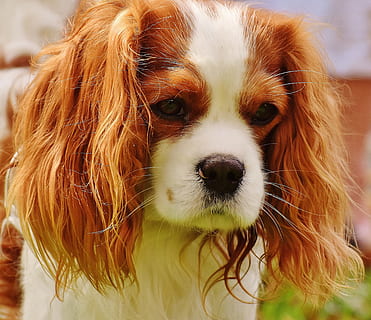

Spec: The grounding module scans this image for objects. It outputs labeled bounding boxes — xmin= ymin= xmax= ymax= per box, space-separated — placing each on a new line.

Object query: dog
xmin=0 ymin=0 xmax=363 ymax=319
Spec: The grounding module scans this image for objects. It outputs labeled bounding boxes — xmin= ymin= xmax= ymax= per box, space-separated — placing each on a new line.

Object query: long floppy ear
xmin=8 ymin=0 xmax=152 ymax=293
xmin=260 ymin=16 xmax=363 ymax=299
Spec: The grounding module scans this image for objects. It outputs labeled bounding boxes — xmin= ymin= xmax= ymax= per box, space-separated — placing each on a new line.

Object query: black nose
xmin=197 ymin=154 xmax=245 ymax=198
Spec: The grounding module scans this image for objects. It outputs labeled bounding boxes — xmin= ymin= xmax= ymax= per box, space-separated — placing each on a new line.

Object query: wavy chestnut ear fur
xmin=251 ymin=12 xmax=363 ymax=299
xmin=8 ymin=0 xmax=155 ymax=293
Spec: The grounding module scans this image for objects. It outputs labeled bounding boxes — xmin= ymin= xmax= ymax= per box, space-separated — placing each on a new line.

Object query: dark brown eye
xmin=151 ymin=98 xmax=187 ymax=120
xmin=251 ymin=103 xmax=278 ymax=126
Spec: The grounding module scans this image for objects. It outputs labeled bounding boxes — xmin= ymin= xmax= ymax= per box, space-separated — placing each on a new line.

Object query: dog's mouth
xmin=187 ymin=202 xmax=254 ymax=232
xmin=209 ymin=207 xmax=228 ymax=215
xmin=201 ymin=192 xmax=237 ymax=211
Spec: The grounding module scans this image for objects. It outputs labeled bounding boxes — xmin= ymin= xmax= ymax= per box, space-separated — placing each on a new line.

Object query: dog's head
xmin=8 ymin=0 xmax=362 ymax=298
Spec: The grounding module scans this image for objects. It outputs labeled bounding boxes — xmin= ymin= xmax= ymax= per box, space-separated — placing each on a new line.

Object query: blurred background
xmin=0 ymin=0 xmax=370 ymax=319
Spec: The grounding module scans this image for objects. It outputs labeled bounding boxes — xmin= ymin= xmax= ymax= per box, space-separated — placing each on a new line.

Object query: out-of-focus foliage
xmin=259 ymin=271 xmax=371 ymax=320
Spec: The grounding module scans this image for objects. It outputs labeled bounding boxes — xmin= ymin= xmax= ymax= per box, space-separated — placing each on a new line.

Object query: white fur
xmin=21 ymin=225 xmax=263 ymax=320
xmin=151 ymin=117 xmax=264 ymax=231
xmin=19 ymin=2 xmax=265 ymax=319
xmin=150 ymin=2 xmax=264 ymax=231
xmin=186 ymin=1 xmax=249 ymax=106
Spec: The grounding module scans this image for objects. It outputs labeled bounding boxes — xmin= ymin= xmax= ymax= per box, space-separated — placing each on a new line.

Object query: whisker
xmin=270 ymin=81 xmax=313 ymax=90
xmin=259 ymin=208 xmax=283 ymax=240
xmin=265 ymin=191 xmax=305 ymax=213
xmin=264 ymin=168 xmax=317 ymax=175
xmin=263 ymin=201 xmax=303 ymax=236
xmin=264 ymin=181 xmax=303 ymax=197
xmin=269 ymin=85 xmax=306 ymax=97
xmin=90 ymin=193 xmax=156 ymax=234
xmin=260 ymin=142 xmax=277 ymax=148
xmin=267 ymin=69 xmax=329 ymax=80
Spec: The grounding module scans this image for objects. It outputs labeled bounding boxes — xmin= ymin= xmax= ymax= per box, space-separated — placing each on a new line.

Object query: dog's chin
xmin=147 ymin=204 xmax=257 ymax=233
xmin=187 ymin=211 xmax=254 ymax=232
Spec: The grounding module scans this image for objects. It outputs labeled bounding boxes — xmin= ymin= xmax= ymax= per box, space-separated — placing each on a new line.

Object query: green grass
xmin=259 ymin=271 xmax=371 ymax=320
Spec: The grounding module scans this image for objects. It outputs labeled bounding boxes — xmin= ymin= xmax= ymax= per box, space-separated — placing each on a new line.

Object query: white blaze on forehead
xmin=149 ymin=2 xmax=264 ymax=231
xmin=186 ymin=1 xmax=249 ymax=116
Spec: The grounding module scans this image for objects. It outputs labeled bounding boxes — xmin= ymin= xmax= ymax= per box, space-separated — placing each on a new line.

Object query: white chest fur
xmin=20 ymin=221 xmax=262 ymax=320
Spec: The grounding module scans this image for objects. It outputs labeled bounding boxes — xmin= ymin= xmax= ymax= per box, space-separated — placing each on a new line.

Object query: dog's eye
xmin=251 ymin=103 xmax=278 ymax=126
xmin=151 ymin=98 xmax=187 ymax=120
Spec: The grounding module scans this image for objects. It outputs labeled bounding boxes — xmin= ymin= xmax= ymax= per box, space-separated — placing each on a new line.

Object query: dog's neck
xmin=128 ymin=218 xmax=263 ymax=319
xmin=20 ymin=215 xmax=262 ymax=320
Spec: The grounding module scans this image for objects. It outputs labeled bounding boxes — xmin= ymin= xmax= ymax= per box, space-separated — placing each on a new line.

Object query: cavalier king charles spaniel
xmin=0 ymin=0 xmax=364 ymax=319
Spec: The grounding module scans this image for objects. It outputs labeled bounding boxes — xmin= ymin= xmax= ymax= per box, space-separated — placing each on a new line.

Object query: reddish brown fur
xmin=0 ymin=222 xmax=22 ymax=319
xmin=0 ymin=54 xmax=31 ymax=69
xmin=143 ymin=67 xmax=209 ymax=140
xmin=1 ymin=0 xmax=364 ymax=314
xmin=0 ymin=63 xmax=23 ymax=320
xmin=244 ymin=9 xmax=363 ymax=298
xmin=6 ymin=0 xmax=193 ymax=294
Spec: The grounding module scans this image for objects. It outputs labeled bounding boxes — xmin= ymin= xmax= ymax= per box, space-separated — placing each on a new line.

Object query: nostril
xmin=197 ymin=154 xmax=245 ymax=197
xmin=198 ymin=165 xmax=217 ymax=180
xmin=198 ymin=161 xmax=243 ymax=182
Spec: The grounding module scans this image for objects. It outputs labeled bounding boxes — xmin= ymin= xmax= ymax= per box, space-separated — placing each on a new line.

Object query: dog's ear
xmin=8 ymin=1 xmax=153 ymax=293
xmin=259 ymin=15 xmax=363 ymax=299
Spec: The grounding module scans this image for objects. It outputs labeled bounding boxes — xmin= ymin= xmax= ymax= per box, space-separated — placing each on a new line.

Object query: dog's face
xmin=8 ymin=0 xmax=362 ymax=299
xmin=146 ymin=2 xmax=289 ymax=231
xmin=152 ymin=113 xmax=264 ymax=231
xmin=150 ymin=3 xmax=266 ymax=231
